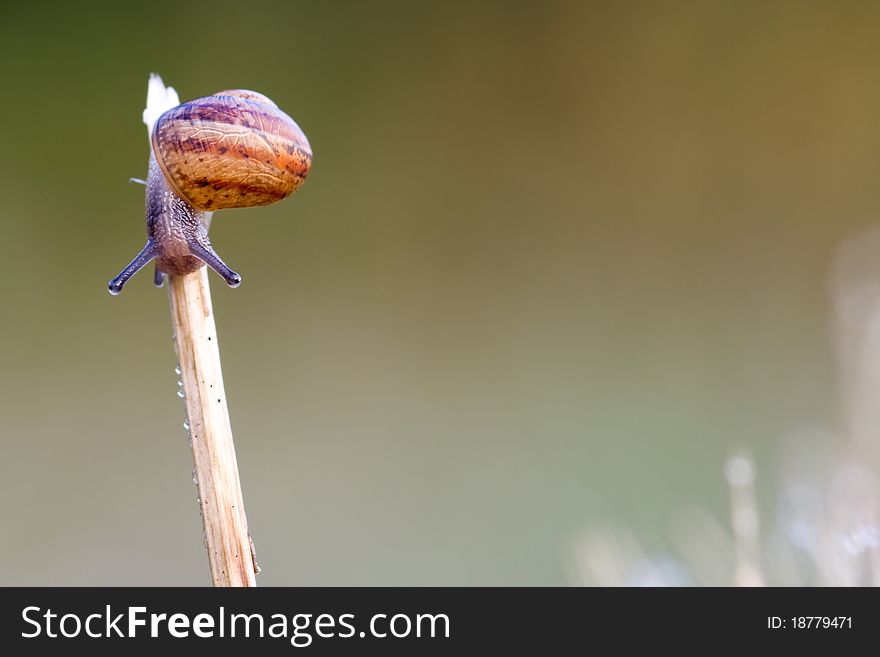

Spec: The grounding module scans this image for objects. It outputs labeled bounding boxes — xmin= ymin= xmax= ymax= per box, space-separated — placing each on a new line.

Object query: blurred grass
xmin=0 ymin=1 xmax=878 ymax=584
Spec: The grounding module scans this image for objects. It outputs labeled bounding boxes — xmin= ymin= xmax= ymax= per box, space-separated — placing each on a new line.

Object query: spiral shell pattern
xmin=151 ymin=90 xmax=312 ymax=211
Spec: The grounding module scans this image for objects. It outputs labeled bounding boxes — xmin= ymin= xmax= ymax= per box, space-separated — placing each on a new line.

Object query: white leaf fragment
xmin=142 ymin=73 xmax=180 ymax=137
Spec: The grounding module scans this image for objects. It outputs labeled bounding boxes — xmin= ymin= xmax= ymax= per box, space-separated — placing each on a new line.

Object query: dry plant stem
xmin=168 ymin=268 xmax=256 ymax=587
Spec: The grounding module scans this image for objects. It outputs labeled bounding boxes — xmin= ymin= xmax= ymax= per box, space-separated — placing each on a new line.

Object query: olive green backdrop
xmin=1 ymin=0 xmax=878 ymax=585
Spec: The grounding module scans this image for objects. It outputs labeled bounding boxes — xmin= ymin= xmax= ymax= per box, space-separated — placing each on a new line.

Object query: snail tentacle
xmin=108 ymin=240 xmax=157 ymax=295
xmin=188 ymin=240 xmax=242 ymax=288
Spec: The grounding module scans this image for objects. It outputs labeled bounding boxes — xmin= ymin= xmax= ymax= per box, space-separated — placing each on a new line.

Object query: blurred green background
xmin=1 ymin=0 xmax=879 ymax=585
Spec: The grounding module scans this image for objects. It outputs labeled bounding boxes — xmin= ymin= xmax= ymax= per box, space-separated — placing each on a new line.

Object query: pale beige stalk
xmin=168 ymin=267 xmax=257 ymax=587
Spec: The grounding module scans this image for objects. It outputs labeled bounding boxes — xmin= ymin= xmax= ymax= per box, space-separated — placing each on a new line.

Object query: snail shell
xmin=151 ymin=89 xmax=312 ymax=211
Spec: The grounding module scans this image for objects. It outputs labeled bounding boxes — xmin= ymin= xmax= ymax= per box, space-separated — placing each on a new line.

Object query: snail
xmin=108 ymin=89 xmax=312 ymax=295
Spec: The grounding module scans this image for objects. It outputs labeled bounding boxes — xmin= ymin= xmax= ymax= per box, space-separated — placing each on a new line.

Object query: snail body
xmin=108 ymin=90 xmax=312 ymax=295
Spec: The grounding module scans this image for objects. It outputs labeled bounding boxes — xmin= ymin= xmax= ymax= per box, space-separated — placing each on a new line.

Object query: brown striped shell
xmin=151 ymin=90 xmax=312 ymax=211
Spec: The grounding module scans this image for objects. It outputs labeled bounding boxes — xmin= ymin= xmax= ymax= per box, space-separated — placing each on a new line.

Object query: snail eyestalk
xmin=188 ymin=241 xmax=242 ymax=288
xmin=108 ymin=241 xmax=156 ymax=295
